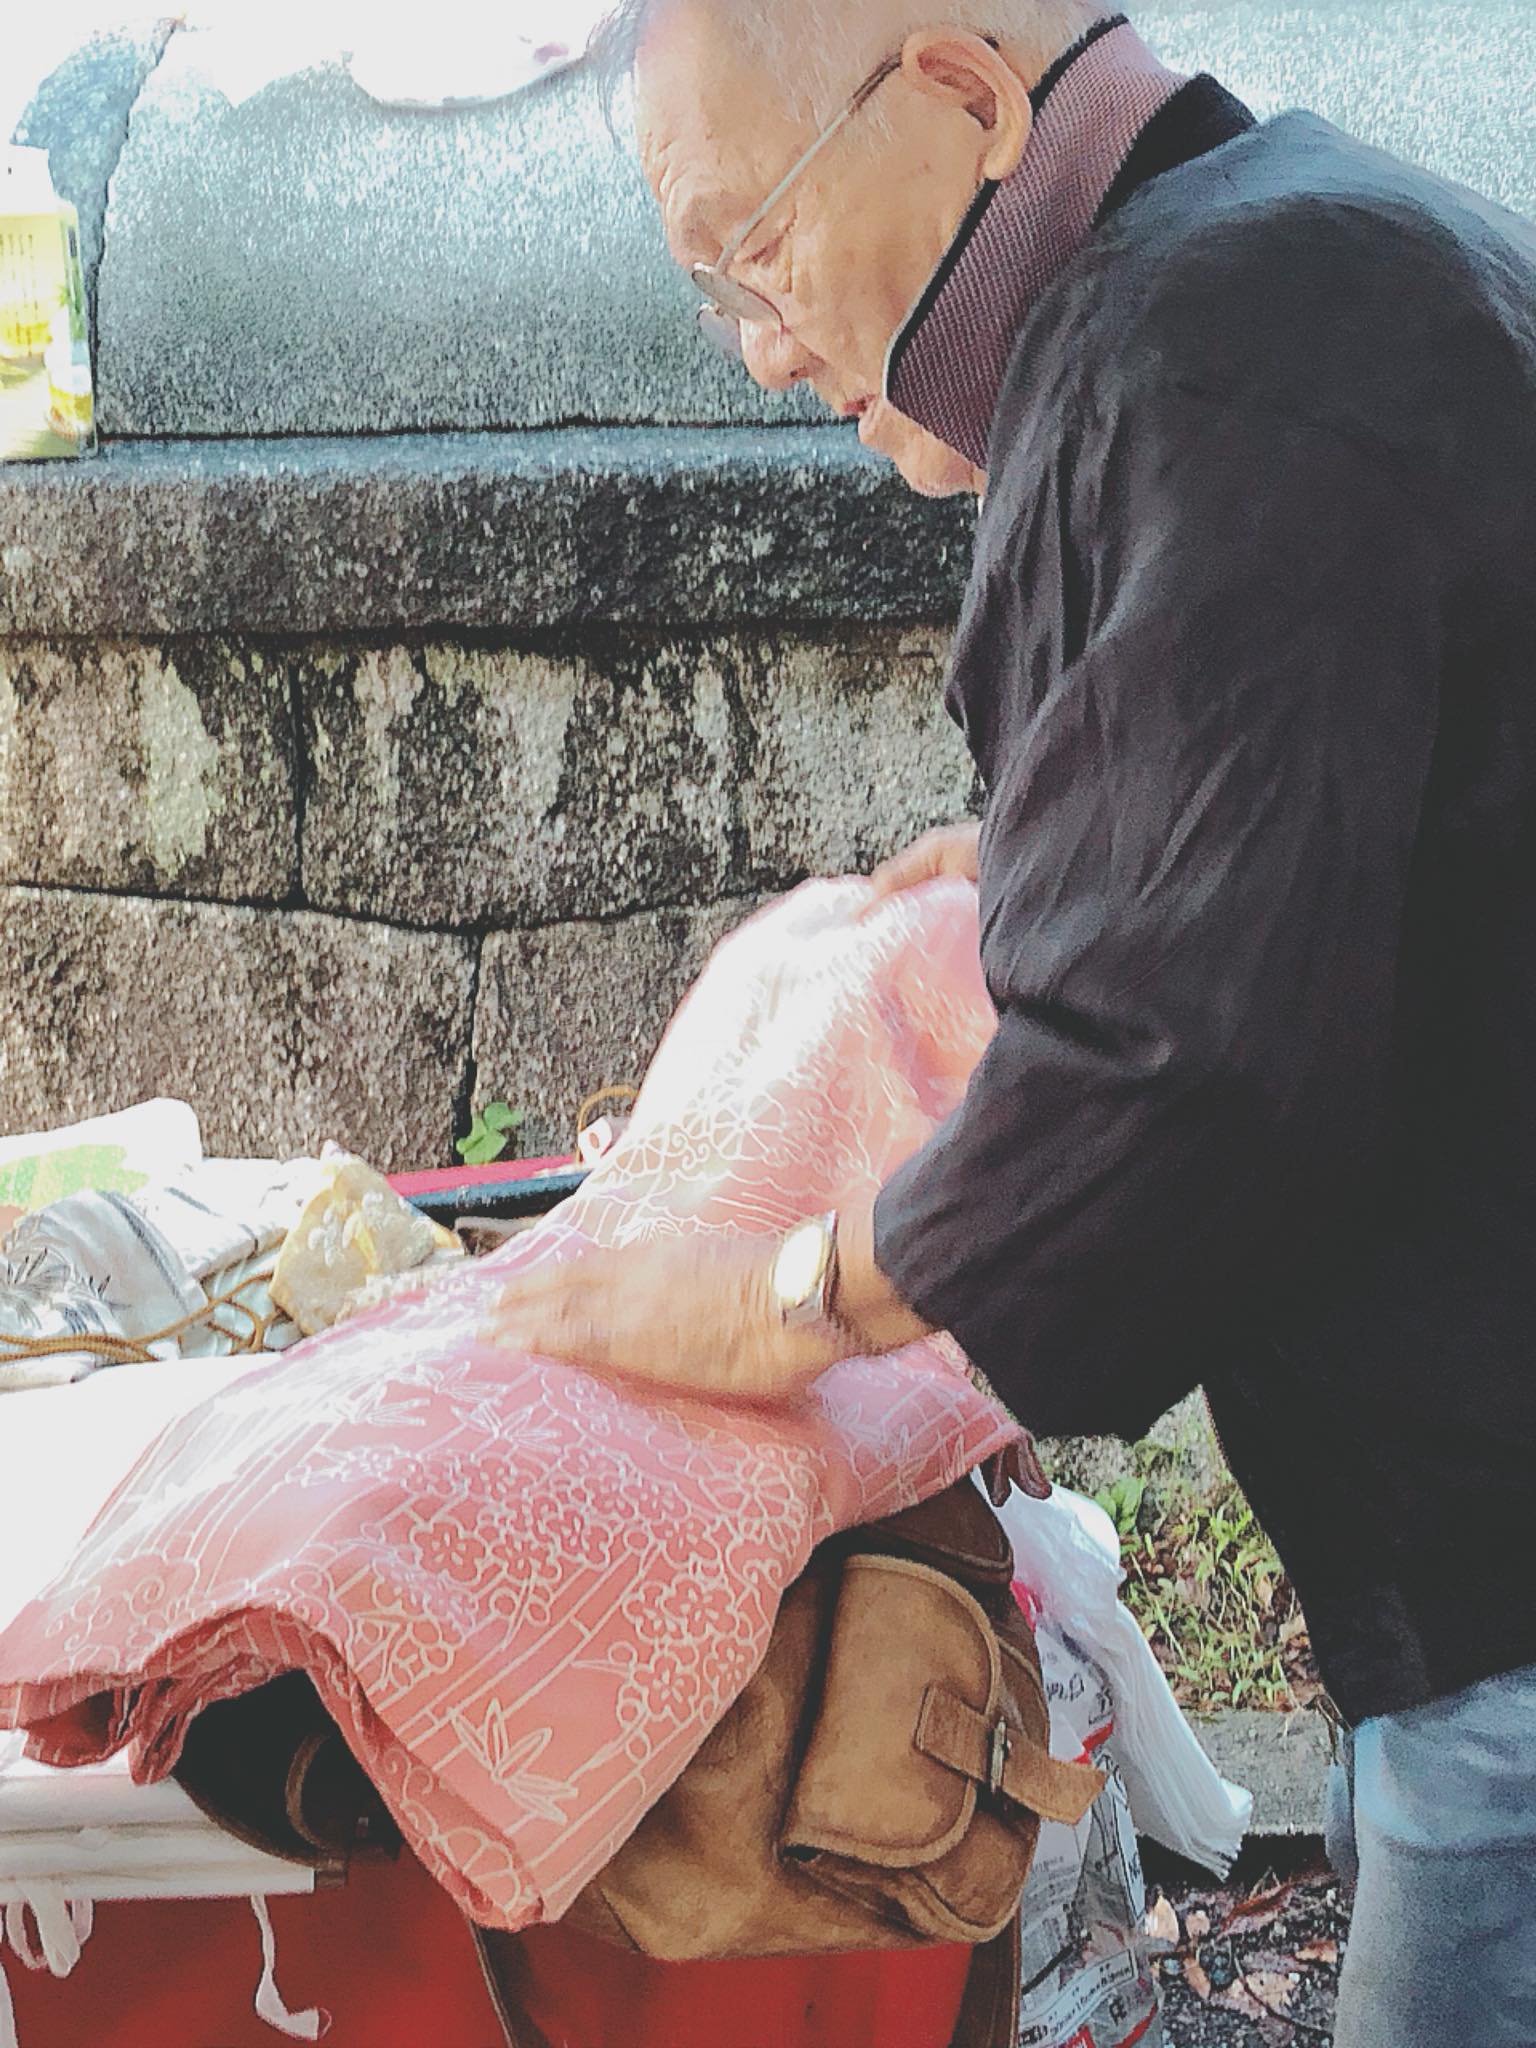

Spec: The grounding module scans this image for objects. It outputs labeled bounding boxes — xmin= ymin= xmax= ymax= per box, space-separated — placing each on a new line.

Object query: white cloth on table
xmin=0 ymin=1359 xmax=269 ymax=1635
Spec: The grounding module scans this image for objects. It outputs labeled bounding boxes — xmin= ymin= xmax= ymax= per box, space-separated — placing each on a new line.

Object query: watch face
xmin=773 ymin=1219 xmax=828 ymax=1310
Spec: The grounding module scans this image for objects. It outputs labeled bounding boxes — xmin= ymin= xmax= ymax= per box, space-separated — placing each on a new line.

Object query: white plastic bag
xmin=993 ymin=1478 xmax=1252 ymax=1875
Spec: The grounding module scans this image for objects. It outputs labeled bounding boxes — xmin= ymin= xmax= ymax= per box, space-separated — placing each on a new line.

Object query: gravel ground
xmin=1142 ymin=1841 xmax=1349 ymax=2047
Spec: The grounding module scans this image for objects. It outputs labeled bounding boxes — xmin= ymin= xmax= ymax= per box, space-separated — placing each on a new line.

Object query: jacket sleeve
xmin=872 ymin=390 xmax=1442 ymax=1439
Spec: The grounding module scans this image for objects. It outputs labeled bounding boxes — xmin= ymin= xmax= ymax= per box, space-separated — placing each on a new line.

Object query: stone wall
xmin=0 ymin=366 xmax=979 ymax=1169
xmin=9 ymin=0 xmax=1533 ymax=1178
xmin=0 ymin=617 xmax=973 ymax=1167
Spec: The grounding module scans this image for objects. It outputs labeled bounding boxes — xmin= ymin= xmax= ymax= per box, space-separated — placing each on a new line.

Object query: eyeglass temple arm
xmin=716 ymin=55 xmax=904 ymax=270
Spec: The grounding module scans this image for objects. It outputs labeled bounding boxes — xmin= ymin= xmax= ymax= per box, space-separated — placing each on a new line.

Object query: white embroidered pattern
xmin=0 ymin=882 xmax=1017 ymax=1930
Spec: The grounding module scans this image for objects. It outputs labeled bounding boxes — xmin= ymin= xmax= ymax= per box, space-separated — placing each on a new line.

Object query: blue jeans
xmin=1325 ymin=1662 xmax=1536 ymax=2047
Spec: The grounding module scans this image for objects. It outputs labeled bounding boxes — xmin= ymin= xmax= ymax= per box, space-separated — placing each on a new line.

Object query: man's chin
xmin=859 ymin=404 xmax=977 ymax=497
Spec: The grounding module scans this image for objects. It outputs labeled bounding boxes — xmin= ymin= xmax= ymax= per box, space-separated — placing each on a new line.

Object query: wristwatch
xmin=770 ymin=1210 xmax=842 ymax=1333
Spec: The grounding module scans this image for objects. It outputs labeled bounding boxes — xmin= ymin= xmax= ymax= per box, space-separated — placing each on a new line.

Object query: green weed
xmin=1097 ymin=1481 xmax=1317 ymax=1714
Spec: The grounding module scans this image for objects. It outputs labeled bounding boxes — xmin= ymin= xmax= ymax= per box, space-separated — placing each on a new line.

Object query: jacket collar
xmin=883 ymin=16 xmax=1186 ymax=470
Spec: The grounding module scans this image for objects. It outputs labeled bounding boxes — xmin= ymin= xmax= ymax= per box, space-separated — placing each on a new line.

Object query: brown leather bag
xmin=473 ymin=1475 xmax=1104 ymax=2048
xmin=171 ymin=1474 xmax=1102 ymax=2048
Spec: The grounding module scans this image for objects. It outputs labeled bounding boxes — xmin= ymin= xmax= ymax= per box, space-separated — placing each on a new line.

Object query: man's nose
xmin=739 ymin=317 xmax=816 ymax=393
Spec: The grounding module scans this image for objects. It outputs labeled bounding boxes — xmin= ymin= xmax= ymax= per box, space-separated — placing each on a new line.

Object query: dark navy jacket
xmin=874 ymin=85 xmax=1536 ymax=1723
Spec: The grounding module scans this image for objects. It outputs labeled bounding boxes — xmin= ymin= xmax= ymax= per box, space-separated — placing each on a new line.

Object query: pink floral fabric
xmin=0 ymin=881 xmax=1017 ymax=1929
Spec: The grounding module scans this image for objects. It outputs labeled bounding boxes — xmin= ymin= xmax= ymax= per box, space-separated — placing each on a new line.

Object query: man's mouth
xmin=841 ymin=396 xmax=874 ymax=420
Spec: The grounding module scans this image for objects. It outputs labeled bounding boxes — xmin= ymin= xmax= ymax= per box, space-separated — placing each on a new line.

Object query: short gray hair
xmin=588 ymin=0 xmax=1107 ymax=128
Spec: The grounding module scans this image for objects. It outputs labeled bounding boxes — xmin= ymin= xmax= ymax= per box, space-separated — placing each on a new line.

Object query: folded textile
xmin=0 ymin=1361 xmax=272 ymax=1644
xmin=0 ymin=1103 xmax=207 ymax=1382
xmin=0 ymin=1193 xmax=210 ymax=1381
xmin=0 ymin=1152 xmax=463 ymax=1391
xmin=129 ymin=1159 xmax=310 ymax=1281
xmin=0 ymin=1241 xmax=126 ymax=1393
xmin=0 ymin=1162 xmax=311 ymax=1391
xmin=0 ymin=880 xmax=1020 ymax=1931
xmin=0 ymin=1363 xmax=321 ymax=2048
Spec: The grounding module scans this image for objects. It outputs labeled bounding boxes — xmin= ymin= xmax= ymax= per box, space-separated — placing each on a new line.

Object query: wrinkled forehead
xmin=633 ymin=0 xmax=809 ymax=257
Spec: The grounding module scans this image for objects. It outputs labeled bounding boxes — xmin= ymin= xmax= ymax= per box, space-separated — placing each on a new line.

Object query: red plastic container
xmin=3 ymin=1853 xmax=498 ymax=2048
xmin=386 ymin=1155 xmax=576 ymax=1199
xmin=3 ymin=1852 xmax=971 ymax=2048
xmin=515 ymin=1922 xmax=972 ymax=2048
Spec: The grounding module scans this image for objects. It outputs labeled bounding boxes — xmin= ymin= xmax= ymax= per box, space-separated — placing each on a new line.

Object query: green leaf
xmin=455 ymin=1100 xmax=527 ymax=1165
xmin=458 ymin=1118 xmax=504 ymax=1165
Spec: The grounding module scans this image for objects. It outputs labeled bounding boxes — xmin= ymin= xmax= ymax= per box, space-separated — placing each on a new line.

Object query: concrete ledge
xmin=0 ymin=427 xmax=974 ymax=640
xmin=1194 ymin=1707 xmax=1333 ymax=1838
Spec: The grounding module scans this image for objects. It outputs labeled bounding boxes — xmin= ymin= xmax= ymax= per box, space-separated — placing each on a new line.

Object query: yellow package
xmin=1 ymin=146 xmax=95 ymax=461
xmin=271 ymin=1151 xmax=464 ymax=1336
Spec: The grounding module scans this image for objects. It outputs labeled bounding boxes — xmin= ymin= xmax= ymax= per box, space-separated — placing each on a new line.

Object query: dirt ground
xmin=1142 ymin=1839 xmax=1349 ymax=2047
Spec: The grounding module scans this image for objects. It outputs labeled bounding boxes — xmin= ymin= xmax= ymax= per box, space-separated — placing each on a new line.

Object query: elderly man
xmin=490 ymin=4 xmax=1536 ymax=2041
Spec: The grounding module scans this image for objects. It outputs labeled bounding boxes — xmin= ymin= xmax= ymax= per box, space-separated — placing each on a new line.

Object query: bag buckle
xmin=986 ymin=1717 xmax=1011 ymax=1797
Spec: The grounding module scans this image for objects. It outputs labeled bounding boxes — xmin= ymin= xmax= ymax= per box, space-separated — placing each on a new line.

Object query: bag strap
xmin=979 ymin=1435 xmax=1051 ymax=1504
xmin=467 ymin=1927 xmax=553 ymax=2048
xmin=949 ymin=1911 xmax=1021 ymax=2048
xmin=0 ymin=1266 xmax=281 ymax=1368
xmin=915 ymin=1686 xmax=1104 ymax=1827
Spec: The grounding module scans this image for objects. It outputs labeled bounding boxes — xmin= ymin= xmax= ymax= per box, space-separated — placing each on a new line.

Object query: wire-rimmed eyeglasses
xmin=689 ymin=55 xmax=902 ymax=358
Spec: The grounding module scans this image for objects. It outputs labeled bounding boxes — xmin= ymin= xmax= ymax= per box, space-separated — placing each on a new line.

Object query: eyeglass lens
xmin=690 ymin=262 xmax=783 ymax=356
xmin=696 ymin=303 xmax=745 ymax=358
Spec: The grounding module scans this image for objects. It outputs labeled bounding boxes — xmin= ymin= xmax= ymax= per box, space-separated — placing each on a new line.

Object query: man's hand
xmin=481 ymin=1204 xmax=932 ymax=1401
xmin=863 ymin=821 xmax=981 ymax=909
xmin=483 ymin=1231 xmax=846 ymax=1401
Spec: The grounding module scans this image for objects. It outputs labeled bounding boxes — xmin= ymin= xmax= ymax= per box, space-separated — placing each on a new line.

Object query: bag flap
xmin=781 ymin=1555 xmax=1001 ymax=1868
xmin=859 ymin=1479 xmax=1015 ymax=1589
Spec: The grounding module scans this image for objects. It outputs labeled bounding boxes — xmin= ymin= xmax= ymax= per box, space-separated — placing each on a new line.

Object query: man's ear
xmin=898 ymin=29 xmax=1033 ymax=180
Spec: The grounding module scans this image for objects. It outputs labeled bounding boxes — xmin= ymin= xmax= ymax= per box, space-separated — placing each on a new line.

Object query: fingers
xmin=863 ymin=834 xmax=945 ymax=911
xmin=864 ymin=849 xmax=927 ymax=905
xmin=478 ymin=1239 xmax=842 ymax=1402
xmin=949 ymin=822 xmax=982 ymax=885
xmin=482 ymin=1267 xmax=598 ymax=1362
xmin=861 ymin=825 xmax=981 ymax=914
